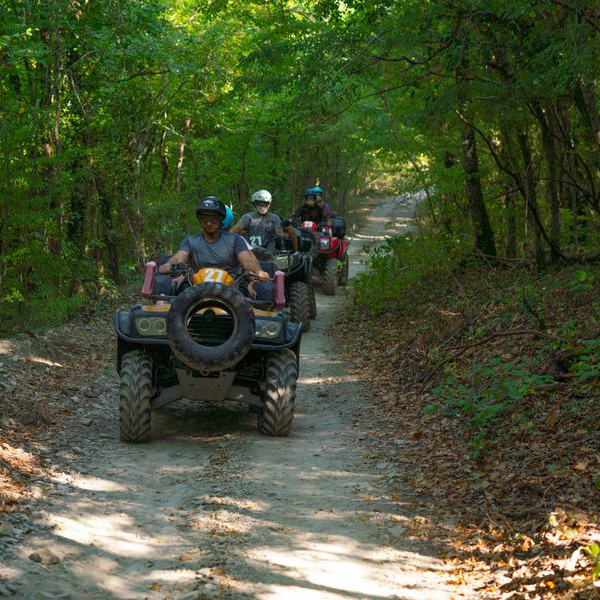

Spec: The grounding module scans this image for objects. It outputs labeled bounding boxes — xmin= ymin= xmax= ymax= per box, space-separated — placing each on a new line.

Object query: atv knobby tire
xmin=289 ymin=281 xmax=311 ymax=332
xmin=300 ymin=228 xmax=320 ymax=260
xmin=308 ymin=284 xmax=317 ymax=319
xmin=166 ymin=283 xmax=255 ymax=371
xmin=322 ymin=258 xmax=338 ymax=295
xmin=258 ymin=349 xmax=297 ymax=436
xmin=119 ymin=351 xmax=153 ymax=443
xmin=337 ymin=254 xmax=349 ymax=286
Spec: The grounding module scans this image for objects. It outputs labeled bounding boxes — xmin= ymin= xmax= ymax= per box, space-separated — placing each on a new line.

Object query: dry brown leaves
xmin=0 ymin=289 xmax=128 ymax=513
xmin=333 ymin=266 xmax=600 ymax=599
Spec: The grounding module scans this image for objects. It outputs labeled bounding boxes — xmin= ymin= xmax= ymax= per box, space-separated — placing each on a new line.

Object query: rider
xmin=292 ymin=188 xmax=326 ymax=227
xmin=313 ymin=186 xmax=332 ymax=221
xmin=230 ymin=189 xmax=298 ymax=252
xmin=158 ymin=196 xmax=270 ymax=298
xmin=222 ymin=204 xmax=234 ymax=230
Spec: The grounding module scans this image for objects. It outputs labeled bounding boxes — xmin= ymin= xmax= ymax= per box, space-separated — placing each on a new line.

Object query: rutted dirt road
xmin=0 ymin=196 xmax=476 ymax=599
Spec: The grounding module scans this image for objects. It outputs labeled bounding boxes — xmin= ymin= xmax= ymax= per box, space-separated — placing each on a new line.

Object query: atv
xmin=253 ymin=240 xmax=316 ymax=333
xmin=300 ymin=219 xmax=349 ymax=295
xmin=114 ymin=262 xmax=302 ymax=443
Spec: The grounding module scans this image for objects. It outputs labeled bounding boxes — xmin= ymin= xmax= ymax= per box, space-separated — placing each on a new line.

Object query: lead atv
xmin=114 ymin=262 xmax=302 ymax=443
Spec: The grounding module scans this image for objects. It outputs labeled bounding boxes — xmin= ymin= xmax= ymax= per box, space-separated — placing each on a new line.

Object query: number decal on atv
xmin=203 ymin=268 xmax=228 ymax=283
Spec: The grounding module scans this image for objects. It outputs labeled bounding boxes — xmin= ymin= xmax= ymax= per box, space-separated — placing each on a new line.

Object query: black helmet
xmin=196 ymin=196 xmax=227 ymax=220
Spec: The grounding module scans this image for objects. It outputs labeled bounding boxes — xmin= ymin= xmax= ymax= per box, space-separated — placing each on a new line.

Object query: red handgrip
xmin=141 ymin=261 xmax=157 ymax=297
xmin=274 ymin=270 xmax=286 ymax=308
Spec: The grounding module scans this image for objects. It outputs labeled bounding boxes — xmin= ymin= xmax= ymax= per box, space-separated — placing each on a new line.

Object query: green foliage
xmin=569 ymin=340 xmax=600 ymax=382
xmin=583 ymin=543 xmax=600 ymax=581
xmin=567 ymin=271 xmax=596 ymax=295
xmin=353 ymin=230 xmax=467 ymax=313
xmin=431 ymin=361 xmax=554 ymax=452
xmin=2 ymin=0 xmax=600 ymax=337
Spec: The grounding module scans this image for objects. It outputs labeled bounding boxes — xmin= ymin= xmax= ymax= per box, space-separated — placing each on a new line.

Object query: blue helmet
xmin=222 ymin=205 xmax=234 ymax=229
xmin=304 ymin=188 xmax=317 ymax=198
xmin=313 ymin=186 xmax=323 ymax=195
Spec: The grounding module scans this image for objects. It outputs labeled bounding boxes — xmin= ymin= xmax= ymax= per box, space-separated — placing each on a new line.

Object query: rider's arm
xmin=232 ymin=234 xmax=269 ymax=281
xmin=229 ymin=221 xmax=245 ymax=234
xmin=229 ymin=213 xmax=250 ymax=235
xmin=237 ymin=250 xmax=270 ymax=281
xmin=281 ymin=220 xmax=298 ymax=252
xmin=158 ymin=250 xmax=189 ymax=274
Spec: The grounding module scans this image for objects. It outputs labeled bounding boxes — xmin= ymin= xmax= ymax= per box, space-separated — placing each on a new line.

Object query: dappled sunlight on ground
xmin=68 ymin=475 xmax=128 ymax=492
xmin=50 ymin=513 xmax=156 ymax=556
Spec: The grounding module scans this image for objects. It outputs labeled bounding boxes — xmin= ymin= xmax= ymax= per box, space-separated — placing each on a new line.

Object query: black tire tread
xmin=119 ymin=351 xmax=153 ymax=443
xmin=289 ymin=281 xmax=311 ymax=332
xmin=322 ymin=258 xmax=337 ymax=295
xmin=166 ymin=283 xmax=254 ymax=371
xmin=258 ymin=350 xmax=297 ymax=436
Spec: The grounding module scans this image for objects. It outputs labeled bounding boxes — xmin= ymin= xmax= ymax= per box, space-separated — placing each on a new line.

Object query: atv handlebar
xmin=170 ymin=263 xmax=189 ymax=278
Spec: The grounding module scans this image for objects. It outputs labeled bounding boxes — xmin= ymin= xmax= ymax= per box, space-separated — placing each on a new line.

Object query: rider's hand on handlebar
xmin=246 ymin=270 xmax=271 ymax=299
xmin=256 ymin=270 xmax=270 ymax=282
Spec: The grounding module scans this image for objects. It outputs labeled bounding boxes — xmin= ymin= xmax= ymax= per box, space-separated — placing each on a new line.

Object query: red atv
xmin=301 ymin=219 xmax=349 ymax=295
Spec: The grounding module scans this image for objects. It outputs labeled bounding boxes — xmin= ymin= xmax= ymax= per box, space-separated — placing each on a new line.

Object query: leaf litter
xmin=333 ymin=264 xmax=600 ymax=599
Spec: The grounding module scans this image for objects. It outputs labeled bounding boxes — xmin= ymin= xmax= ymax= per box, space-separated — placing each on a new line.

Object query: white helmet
xmin=252 ymin=189 xmax=272 ymax=204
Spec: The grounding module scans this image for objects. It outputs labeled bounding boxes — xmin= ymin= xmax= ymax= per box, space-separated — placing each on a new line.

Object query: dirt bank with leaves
xmin=336 ymin=244 xmax=600 ymax=598
xmin=0 ymin=197 xmax=479 ymax=599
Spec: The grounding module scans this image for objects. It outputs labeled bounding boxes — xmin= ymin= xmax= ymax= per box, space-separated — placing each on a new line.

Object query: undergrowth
xmin=352 ymin=231 xmax=600 ymax=455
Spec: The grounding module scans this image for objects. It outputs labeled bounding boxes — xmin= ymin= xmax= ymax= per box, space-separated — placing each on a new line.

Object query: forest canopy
xmin=1 ymin=0 xmax=599 ymax=332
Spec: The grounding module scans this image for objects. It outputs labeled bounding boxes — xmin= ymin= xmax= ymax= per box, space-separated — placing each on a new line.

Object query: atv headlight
xmin=274 ymin=255 xmax=291 ymax=271
xmin=255 ymin=319 xmax=282 ymax=340
xmin=135 ymin=316 xmax=167 ymax=337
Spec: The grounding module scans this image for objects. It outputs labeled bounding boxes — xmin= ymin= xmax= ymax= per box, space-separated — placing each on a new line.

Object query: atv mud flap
xmin=152 ymin=370 xmax=262 ymax=409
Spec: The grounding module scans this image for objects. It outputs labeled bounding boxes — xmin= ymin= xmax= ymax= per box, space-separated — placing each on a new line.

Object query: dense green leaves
xmin=1 ymin=0 xmax=600 ymax=334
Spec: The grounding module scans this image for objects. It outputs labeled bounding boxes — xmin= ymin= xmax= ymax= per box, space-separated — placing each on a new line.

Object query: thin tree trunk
xmin=530 ymin=102 xmax=561 ymax=262
xmin=159 ymin=128 xmax=169 ymax=192
xmin=175 ymin=117 xmax=191 ymax=192
xmin=516 ymin=132 xmax=544 ymax=266
xmin=0 ymin=122 xmax=10 ymax=299
xmin=504 ymin=187 xmax=517 ymax=259
xmin=461 ymin=126 xmax=496 ymax=257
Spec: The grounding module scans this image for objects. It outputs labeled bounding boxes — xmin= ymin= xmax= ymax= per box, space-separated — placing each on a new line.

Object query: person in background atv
xmin=292 ymin=188 xmax=331 ymax=228
xmin=222 ymin=204 xmax=234 ymax=230
xmin=313 ymin=186 xmax=332 ymax=221
xmin=229 ymin=189 xmax=298 ymax=252
xmin=158 ymin=196 xmax=269 ymax=298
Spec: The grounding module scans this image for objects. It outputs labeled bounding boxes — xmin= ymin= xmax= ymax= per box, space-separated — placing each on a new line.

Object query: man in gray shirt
xmin=230 ymin=189 xmax=298 ymax=252
xmin=158 ymin=196 xmax=269 ymax=298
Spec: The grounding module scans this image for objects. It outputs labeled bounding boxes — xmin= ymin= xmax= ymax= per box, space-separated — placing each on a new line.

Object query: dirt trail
xmin=0 ymin=196 xmax=476 ymax=599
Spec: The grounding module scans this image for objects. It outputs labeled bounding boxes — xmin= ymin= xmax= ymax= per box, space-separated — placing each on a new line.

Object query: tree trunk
xmin=504 ymin=186 xmax=517 ymax=259
xmin=175 ymin=117 xmax=191 ymax=192
xmin=461 ymin=126 xmax=496 ymax=257
xmin=530 ymin=102 xmax=561 ymax=262
xmin=159 ymin=128 xmax=169 ymax=192
xmin=516 ymin=132 xmax=545 ymax=266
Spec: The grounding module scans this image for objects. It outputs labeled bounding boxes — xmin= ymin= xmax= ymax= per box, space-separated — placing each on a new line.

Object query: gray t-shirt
xmin=179 ymin=232 xmax=251 ymax=275
xmin=239 ymin=211 xmax=281 ymax=250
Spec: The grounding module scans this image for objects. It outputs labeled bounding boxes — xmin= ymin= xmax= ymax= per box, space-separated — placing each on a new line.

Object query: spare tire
xmin=300 ymin=228 xmax=320 ymax=260
xmin=166 ymin=283 xmax=255 ymax=371
xmin=252 ymin=246 xmax=275 ymax=262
